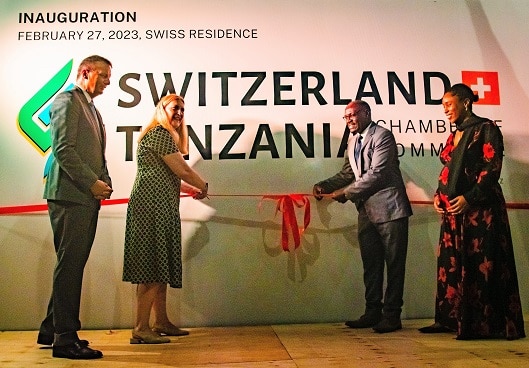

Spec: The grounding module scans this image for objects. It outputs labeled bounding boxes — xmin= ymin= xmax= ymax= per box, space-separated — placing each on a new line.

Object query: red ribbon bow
xmin=262 ymin=194 xmax=311 ymax=251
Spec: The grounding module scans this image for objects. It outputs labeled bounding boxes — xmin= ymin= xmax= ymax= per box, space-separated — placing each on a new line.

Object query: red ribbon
xmin=262 ymin=194 xmax=311 ymax=251
xmin=0 ymin=198 xmax=130 ymax=215
xmin=2 ymin=197 xmax=528 ymax=253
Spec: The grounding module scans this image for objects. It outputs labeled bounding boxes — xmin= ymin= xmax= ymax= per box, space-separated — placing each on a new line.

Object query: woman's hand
xmin=446 ymin=195 xmax=469 ymax=215
xmin=180 ymin=182 xmax=208 ymax=200
xmin=193 ymin=183 xmax=208 ymax=200
xmin=193 ymin=191 xmax=208 ymax=200
xmin=433 ymin=195 xmax=445 ymax=214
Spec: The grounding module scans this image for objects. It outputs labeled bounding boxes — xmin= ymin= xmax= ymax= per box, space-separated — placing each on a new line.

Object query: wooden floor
xmin=1 ymin=318 xmax=528 ymax=367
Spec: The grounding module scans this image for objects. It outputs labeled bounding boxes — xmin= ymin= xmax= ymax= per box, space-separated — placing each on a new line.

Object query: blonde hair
xmin=138 ymin=94 xmax=189 ymax=155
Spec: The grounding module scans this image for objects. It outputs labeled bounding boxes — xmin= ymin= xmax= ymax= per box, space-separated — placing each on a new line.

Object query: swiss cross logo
xmin=461 ymin=71 xmax=500 ymax=105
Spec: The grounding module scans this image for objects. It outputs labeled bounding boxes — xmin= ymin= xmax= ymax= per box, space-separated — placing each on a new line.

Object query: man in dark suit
xmin=313 ymin=100 xmax=412 ymax=333
xmin=38 ymin=55 xmax=113 ymax=359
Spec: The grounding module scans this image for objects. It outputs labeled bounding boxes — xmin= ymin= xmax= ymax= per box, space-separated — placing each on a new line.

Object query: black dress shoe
xmin=37 ymin=333 xmax=54 ymax=346
xmin=37 ymin=333 xmax=89 ymax=347
xmin=52 ymin=341 xmax=102 ymax=359
xmin=373 ymin=318 xmax=402 ymax=333
xmin=345 ymin=313 xmax=382 ymax=328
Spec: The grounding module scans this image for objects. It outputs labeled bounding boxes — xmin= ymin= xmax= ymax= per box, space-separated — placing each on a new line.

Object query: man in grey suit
xmin=38 ymin=55 xmax=113 ymax=359
xmin=313 ymin=100 xmax=412 ymax=333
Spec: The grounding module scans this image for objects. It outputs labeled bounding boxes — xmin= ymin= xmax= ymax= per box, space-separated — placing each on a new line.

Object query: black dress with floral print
xmin=433 ymin=114 xmax=525 ymax=340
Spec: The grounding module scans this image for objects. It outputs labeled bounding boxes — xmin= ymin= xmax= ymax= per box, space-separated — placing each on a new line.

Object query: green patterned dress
xmin=123 ymin=126 xmax=183 ymax=288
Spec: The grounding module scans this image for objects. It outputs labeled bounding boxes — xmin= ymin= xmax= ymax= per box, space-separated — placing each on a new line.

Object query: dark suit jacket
xmin=317 ymin=122 xmax=412 ymax=224
xmin=43 ymin=87 xmax=111 ymax=206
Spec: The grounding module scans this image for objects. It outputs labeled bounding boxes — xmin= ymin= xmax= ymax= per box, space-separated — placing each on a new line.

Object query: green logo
xmin=17 ymin=59 xmax=73 ymax=155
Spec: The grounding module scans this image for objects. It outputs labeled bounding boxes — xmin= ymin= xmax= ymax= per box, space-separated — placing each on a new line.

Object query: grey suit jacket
xmin=43 ymin=87 xmax=111 ymax=206
xmin=317 ymin=122 xmax=412 ymax=224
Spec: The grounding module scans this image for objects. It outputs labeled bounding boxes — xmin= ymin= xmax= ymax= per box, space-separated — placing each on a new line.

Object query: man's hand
xmin=90 ymin=180 xmax=113 ymax=200
xmin=313 ymin=184 xmax=324 ymax=200
xmin=332 ymin=189 xmax=348 ymax=203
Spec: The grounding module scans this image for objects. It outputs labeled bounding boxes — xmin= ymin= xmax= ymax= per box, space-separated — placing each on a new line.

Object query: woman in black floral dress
xmin=123 ymin=94 xmax=208 ymax=344
xmin=419 ymin=84 xmax=525 ymax=340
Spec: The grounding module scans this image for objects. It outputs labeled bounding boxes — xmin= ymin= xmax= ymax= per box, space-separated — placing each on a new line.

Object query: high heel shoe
xmin=130 ymin=330 xmax=170 ymax=344
xmin=152 ymin=324 xmax=189 ymax=336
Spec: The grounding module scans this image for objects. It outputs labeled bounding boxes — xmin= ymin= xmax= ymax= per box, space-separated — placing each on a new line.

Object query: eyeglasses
xmin=343 ymin=110 xmax=369 ymax=121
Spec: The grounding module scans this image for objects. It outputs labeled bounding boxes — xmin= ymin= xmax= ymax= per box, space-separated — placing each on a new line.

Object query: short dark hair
xmin=446 ymin=83 xmax=479 ymax=103
xmin=346 ymin=100 xmax=371 ymax=113
xmin=77 ymin=55 xmax=112 ymax=78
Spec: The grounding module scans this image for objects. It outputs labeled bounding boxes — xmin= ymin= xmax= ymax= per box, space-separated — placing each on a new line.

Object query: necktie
xmin=354 ymin=135 xmax=362 ymax=166
xmin=89 ymin=101 xmax=97 ymax=118
xmin=89 ymin=101 xmax=104 ymax=143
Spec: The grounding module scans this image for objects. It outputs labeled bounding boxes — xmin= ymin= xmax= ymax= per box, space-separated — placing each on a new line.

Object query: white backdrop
xmin=1 ymin=0 xmax=528 ymax=330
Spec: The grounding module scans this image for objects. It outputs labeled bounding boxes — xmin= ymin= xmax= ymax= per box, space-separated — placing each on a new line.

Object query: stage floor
xmin=1 ymin=318 xmax=528 ymax=367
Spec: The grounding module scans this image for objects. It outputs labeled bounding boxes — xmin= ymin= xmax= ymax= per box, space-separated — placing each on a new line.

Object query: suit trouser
xmin=39 ymin=200 xmax=99 ymax=346
xmin=357 ymin=209 xmax=409 ymax=318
